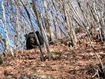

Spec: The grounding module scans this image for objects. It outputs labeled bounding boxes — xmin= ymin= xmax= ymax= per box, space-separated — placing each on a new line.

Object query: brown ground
xmin=0 ymin=37 xmax=105 ymax=79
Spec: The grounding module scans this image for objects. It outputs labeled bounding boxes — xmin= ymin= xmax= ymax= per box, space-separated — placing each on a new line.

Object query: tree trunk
xmin=42 ymin=0 xmax=55 ymax=42
xmin=32 ymin=0 xmax=51 ymax=60
xmin=1 ymin=0 xmax=14 ymax=57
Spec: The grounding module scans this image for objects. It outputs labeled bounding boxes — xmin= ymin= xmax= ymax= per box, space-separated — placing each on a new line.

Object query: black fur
xmin=25 ymin=31 xmax=44 ymax=50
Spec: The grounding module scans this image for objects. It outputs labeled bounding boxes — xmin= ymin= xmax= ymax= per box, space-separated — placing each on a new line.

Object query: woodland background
xmin=0 ymin=0 xmax=105 ymax=79
xmin=0 ymin=0 xmax=104 ymax=54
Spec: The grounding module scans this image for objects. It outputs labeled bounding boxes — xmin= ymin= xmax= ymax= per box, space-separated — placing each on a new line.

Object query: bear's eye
xmin=30 ymin=37 xmax=35 ymax=43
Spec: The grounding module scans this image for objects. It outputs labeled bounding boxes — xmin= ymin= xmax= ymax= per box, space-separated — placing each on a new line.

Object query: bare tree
xmin=1 ymin=0 xmax=14 ymax=57
xmin=42 ymin=0 xmax=55 ymax=42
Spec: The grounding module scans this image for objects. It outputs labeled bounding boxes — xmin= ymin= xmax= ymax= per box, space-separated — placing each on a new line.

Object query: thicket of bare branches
xmin=0 ymin=0 xmax=105 ymax=61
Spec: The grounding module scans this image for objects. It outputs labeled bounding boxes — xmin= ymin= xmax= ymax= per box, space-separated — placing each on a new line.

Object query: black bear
xmin=25 ymin=31 xmax=44 ymax=50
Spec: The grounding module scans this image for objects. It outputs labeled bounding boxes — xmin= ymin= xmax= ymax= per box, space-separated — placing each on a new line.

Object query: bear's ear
xmin=24 ymin=34 xmax=28 ymax=38
xmin=36 ymin=31 xmax=39 ymax=34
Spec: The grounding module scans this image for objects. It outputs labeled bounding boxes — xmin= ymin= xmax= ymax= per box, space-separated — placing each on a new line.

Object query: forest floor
xmin=0 ymin=36 xmax=105 ymax=79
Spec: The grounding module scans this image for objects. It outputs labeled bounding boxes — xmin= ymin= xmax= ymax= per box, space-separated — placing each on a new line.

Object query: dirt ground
xmin=0 ymin=38 xmax=105 ymax=79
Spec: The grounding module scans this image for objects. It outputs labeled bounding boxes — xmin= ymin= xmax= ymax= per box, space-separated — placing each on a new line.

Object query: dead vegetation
xmin=0 ymin=0 xmax=105 ymax=79
xmin=0 ymin=37 xmax=105 ymax=79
